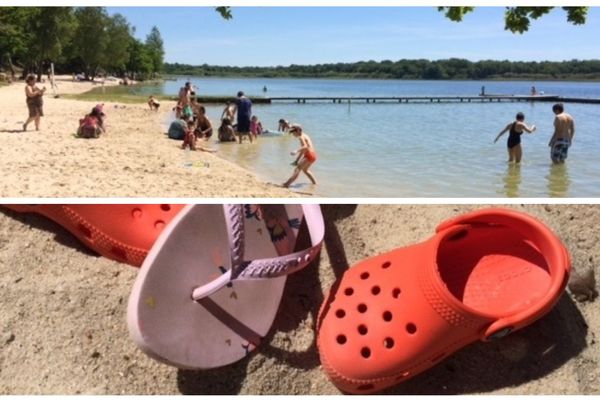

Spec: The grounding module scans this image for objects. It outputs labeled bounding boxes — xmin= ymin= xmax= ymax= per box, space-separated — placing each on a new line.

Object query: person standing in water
xmin=494 ymin=112 xmax=536 ymax=163
xmin=548 ymin=103 xmax=575 ymax=164
xmin=232 ymin=91 xmax=253 ymax=144
xmin=283 ymin=124 xmax=317 ymax=188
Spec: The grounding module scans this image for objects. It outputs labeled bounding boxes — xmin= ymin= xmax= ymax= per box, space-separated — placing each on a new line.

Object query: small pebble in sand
xmin=5 ymin=333 xmax=16 ymax=345
xmin=568 ymin=268 xmax=597 ymax=302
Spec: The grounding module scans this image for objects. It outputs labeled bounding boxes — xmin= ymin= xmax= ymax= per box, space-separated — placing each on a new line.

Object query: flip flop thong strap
xmin=192 ymin=204 xmax=324 ymax=301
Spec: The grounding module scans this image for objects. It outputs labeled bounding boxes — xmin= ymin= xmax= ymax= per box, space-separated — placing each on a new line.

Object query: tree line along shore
xmin=164 ymin=59 xmax=600 ymax=81
xmin=0 ymin=7 xmax=165 ymax=82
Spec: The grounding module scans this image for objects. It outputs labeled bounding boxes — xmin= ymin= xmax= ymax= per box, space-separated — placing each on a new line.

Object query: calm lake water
xmin=143 ymin=77 xmax=600 ymax=197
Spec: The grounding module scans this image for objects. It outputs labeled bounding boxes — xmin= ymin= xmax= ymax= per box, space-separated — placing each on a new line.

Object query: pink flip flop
xmin=127 ymin=204 xmax=324 ymax=369
xmin=2 ymin=204 xmax=184 ymax=266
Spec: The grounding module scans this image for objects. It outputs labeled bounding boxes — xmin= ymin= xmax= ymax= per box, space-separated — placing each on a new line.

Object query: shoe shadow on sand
xmin=177 ymin=204 xmax=358 ymax=394
xmin=0 ymin=207 xmax=99 ymax=259
xmin=384 ymin=293 xmax=588 ymax=394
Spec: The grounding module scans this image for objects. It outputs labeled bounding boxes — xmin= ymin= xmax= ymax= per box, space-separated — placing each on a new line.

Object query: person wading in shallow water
xmin=548 ymin=103 xmax=575 ymax=164
xmin=283 ymin=124 xmax=318 ymax=188
xmin=494 ymin=112 xmax=536 ymax=163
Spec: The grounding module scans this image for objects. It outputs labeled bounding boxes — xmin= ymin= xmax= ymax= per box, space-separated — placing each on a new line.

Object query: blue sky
xmin=106 ymin=7 xmax=600 ymax=66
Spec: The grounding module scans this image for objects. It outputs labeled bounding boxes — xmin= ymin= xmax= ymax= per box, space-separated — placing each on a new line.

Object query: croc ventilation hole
xmin=160 ymin=204 xmax=171 ymax=212
xmin=358 ymin=324 xmax=368 ymax=335
xmin=371 ymin=286 xmax=381 ymax=295
xmin=383 ymin=311 xmax=393 ymax=322
xmin=336 ymin=334 xmax=347 ymax=344
xmin=406 ymin=323 xmax=417 ymax=334
xmin=392 ymin=288 xmax=401 ymax=298
xmin=335 ymin=309 xmax=346 ymax=318
xmin=361 ymin=347 xmax=371 ymax=358
xmin=383 ymin=337 xmax=395 ymax=349
xmin=358 ymin=304 xmax=368 ymax=313
xmin=132 ymin=208 xmax=143 ymax=218
xmin=360 ymin=272 xmax=370 ymax=280
xmin=344 ymin=287 xmax=354 ymax=296
xmin=382 ymin=261 xmax=391 ymax=269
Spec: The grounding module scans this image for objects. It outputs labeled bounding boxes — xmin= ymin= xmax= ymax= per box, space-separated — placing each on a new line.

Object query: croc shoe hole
xmin=383 ymin=311 xmax=393 ymax=322
xmin=361 ymin=347 xmax=371 ymax=358
xmin=344 ymin=287 xmax=354 ymax=296
xmin=358 ymin=324 xmax=368 ymax=335
xmin=335 ymin=309 xmax=346 ymax=318
xmin=406 ymin=323 xmax=417 ymax=334
xmin=336 ymin=335 xmax=347 ymax=344
xmin=392 ymin=288 xmax=401 ymax=298
xmin=358 ymin=304 xmax=368 ymax=313
xmin=371 ymin=286 xmax=381 ymax=295
xmin=360 ymin=272 xmax=370 ymax=280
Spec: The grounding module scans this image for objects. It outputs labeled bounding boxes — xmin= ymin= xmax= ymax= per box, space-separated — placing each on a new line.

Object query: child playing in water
xmin=218 ymin=118 xmax=236 ymax=142
xmin=250 ymin=115 xmax=263 ymax=140
xmin=283 ymin=124 xmax=318 ymax=188
xmin=278 ymin=118 xmax=291 ymax=132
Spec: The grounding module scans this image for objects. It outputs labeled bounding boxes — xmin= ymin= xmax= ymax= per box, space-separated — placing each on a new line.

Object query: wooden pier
xmin=264 ymin=95 xmax=600 ymax=105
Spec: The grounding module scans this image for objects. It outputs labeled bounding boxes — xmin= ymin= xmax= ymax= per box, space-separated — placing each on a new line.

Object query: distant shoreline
xmin=163 ymin=74 xmax=600 ymax=82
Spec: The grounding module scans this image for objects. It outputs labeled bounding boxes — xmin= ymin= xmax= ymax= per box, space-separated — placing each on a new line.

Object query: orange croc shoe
xmin=317 ymin=208 xmax=570 ymax=394
xmin=2 ymin=204 xmax=184 ymax=266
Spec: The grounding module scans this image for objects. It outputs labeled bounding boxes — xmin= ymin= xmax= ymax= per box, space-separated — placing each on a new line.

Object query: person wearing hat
xmin=232 ymin=91 xmax=253 ymax=143
xmin=283 ymin=124 xmax=317 ymax=188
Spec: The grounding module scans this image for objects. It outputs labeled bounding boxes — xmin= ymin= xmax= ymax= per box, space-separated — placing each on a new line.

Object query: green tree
xmin=438 ymin=7 xmax=589 ymax=33
xmin=103 ymin=13 xmax=133 ymax=76
xmin=145 ymin=26 xmax=164 ymax=77
xmin=127 ymin=39 xmax=153 ymax=80
xmin=0 ymin=8 xmax=34 ymax=78
xmin=26 ymin=7 xmax=76 ymax=80
xmin=71 ymin=7 xmax=109 ymax=79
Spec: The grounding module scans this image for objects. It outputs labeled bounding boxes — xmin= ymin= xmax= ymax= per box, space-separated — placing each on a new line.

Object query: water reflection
xmin=502 ymin=163 xmax=522 ymax=198
xmin=546 ymin=163 xmax=571 ymax=197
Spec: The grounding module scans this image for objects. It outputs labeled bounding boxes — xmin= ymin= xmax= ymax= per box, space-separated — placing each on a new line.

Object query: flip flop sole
xmin=128 ymin=204 xmax=319 ymax=369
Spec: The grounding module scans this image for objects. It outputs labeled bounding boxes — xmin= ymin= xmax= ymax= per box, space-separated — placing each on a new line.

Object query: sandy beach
xmin=0 ymin=204 xmax=598 ymax=394
xmin=0 ymin=76 xmax=294 ymax=198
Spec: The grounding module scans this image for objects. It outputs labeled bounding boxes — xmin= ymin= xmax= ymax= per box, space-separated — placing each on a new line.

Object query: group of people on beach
xmin=494 ymin=103 xmax=575 ymax=164
xmin=165 ymin=82 xmax=318 ymax=187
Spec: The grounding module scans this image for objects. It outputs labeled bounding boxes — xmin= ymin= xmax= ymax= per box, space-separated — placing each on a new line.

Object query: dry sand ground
xmin=0 ymin=204 xmax=598 ymax=394
xmin=0 ymin=76 xmax=294 ymax=198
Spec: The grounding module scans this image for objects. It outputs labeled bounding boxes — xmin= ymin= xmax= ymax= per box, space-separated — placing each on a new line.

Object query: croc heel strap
xmin=436 ymin=208 xmax=571 ymax=340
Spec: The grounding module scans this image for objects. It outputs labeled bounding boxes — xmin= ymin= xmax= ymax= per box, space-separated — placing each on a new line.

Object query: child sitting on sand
xmin=283 ymin=124 xmax=317 ymax=188
xmin=218 ymin=118 xmax=236 ymax=142
xmin=77 ymin=104 xmax=106 ymax=139
xmin=250 ymin=115 xmax=263 ymax=140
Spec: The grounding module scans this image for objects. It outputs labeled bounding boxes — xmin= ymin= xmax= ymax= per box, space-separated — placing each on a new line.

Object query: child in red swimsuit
xmin=283 ymin=124 xmax=317 ymax=188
